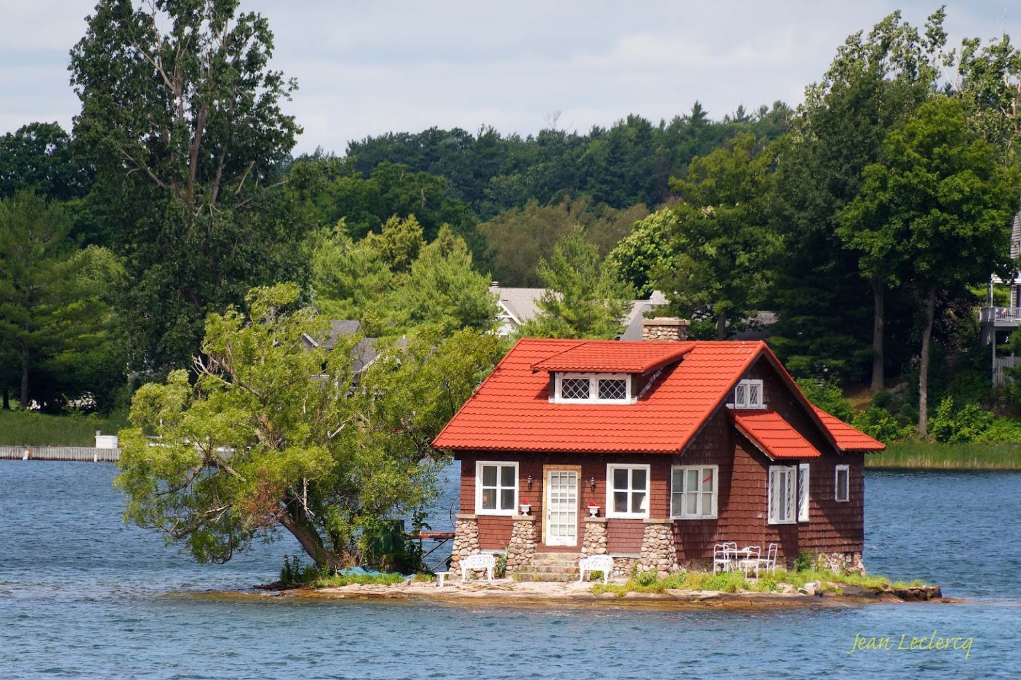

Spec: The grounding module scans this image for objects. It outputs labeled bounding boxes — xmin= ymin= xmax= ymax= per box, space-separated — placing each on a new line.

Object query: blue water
xmin=1 ymin=463 xmax=1019 ymax=679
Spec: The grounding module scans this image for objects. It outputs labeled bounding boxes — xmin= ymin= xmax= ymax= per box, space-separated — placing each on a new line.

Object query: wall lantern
xmin=590 ymin=476 xmax=597 ymax=492
xmin=527 ymin=475 xmax=533 ymax=490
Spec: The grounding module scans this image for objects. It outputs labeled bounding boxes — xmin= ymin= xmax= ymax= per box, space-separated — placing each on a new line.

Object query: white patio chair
xmin=713 ymin=542 xmax=737 ymax=574
xmin=737 ymin=546 xmax=761 ymax=578
xmin=579 ymin=555 xmax=615 ymax=584
xmin=757 ymin=543 xmax=778 ymax=576
xmin=460 ymin=553 xmax=495 ymax=582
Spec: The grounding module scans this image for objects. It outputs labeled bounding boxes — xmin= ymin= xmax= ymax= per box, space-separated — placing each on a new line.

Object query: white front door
xmin=545 ymin=470 xmax=578 ymax=547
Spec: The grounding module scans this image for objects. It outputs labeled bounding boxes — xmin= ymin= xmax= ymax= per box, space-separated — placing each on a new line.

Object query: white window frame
xmin=768 ymin=465 xmax=797 ymax=525
xmin=552 ymin=372 xmax=635 ymax=404
xmin=606 ymin=464 xmax=650 ymax=519
xmin=798 ymin=463 xmax=810 ymax=522
xmin=835 ymin=464 xmax=850 ymax=503
xmin=670 ymin=465 xmax=718 ymax=519
xmin=733 ymin=378 xmax=765 ymax=409
xmin=475 ymin=461 xmax=518 ymax=516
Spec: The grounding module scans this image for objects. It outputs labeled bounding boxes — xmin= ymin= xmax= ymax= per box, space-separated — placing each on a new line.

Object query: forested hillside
xmin=2 ymin=4 xmax=1021 ymax=447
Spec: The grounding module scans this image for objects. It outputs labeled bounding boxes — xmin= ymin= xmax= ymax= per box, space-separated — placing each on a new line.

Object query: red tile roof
xmin=531 ymin=341 xmax=694 ymax=374
xmin=812 ymin=407 xmax=885 ymax=452
xmin=431 ymin=338 xmax=882 ymax=455
xmin=731 ymin=411 xmax=821 ymax=459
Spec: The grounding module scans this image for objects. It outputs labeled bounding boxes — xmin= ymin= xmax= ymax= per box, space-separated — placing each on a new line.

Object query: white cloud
xmin=0 ymin=0 xmax=1018 ymax=154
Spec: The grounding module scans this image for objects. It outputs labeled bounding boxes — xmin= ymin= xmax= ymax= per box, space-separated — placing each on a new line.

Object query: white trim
xmin=768 ymin=465 xmax=797 ymax=525
xmin=606 ymin=463 xmax=651 ymax=519
xmin=835 ymin=464 xmax=850 ymax=503
xmin=475 ymin=461 xmax=518 ymax=516
xmin=544 ymin=469 xmax=579 ymax=547
xmin=670 ymin=465 xmax=719 ymax=519
xmin=552 ymin=372 xmax=635 ymax=404
xmin=798 ymin=463 xmax=810 ymax=522
xmin=732 ymin=378 xmax=765 ymax=409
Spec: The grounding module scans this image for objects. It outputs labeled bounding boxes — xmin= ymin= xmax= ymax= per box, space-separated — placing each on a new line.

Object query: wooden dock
xmin=0 ymin=446 xmax=121 ymax=462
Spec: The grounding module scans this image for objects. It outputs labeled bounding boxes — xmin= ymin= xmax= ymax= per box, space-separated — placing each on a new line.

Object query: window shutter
xmin=767 ymin=468 xmax=778 ymax=523
xmin=798 ymin=463 xmax=809 ymax=522
xmin=784 ymin=468 xmax=796 ymax=522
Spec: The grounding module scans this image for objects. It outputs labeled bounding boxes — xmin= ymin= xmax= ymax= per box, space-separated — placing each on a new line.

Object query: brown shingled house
xmin=432 ymin=320 xmax=884 ymax=580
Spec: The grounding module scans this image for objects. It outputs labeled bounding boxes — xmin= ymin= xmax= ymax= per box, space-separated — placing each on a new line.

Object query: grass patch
xmin=591 ymin=568 xmax=918 ymax=597
xmin=313 ymin=572 xmax=405 ymax=588
xmin=866 ymin=441 xmax=1021 ymax=470
xmin=0 ymin=409 xmax=128 ymax=446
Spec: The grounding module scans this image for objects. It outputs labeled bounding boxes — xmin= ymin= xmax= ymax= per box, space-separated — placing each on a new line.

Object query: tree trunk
xmin=716 ymin=309 xmax=727 ymax=340
xmin=918 ymin=285 xmax=936 ymax=437
xmin=871 ymin=278 xmax=885 ymax=392
xmin=20 ymin=352 xmax=29 ymax=409
xmin=279 ymin=509 xmax=349 ymax=572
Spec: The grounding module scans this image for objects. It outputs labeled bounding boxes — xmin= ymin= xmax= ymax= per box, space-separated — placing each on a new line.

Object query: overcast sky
xmin=1 ymin=1 xmax=1018 ymax=155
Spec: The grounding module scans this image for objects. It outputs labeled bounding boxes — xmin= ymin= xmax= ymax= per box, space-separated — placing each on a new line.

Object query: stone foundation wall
xmin=610 ymin=557 xmax=640 ymax=579
xmin=582 ymin=517 xmax=608 ymax=556
xmin=449 ymin=514 xmax=479 ymax=578
xmin=505 ymin=516 xmax=536 ymax=575
xmin=816 ymin=551 xmax=866 ymax=576
xmin=639 ymin=519 xmax=676 ymax=578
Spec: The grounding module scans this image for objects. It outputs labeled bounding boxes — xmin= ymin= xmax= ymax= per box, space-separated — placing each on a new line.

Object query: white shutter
xmin=767 ymin=468 xmax=779 ymax=523
xmin=798 ymin=463 xmax=810 ymax=522
xmin=784 ymin=468 xmax=797 ymax=522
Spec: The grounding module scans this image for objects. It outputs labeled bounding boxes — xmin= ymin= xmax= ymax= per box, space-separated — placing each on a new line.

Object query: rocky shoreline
xmin=243 ymin=579 xmax=950 ymax=609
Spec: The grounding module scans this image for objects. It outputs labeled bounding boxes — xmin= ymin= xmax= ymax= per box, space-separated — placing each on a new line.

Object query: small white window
xmin=606 ymin=464 xmax=649 ymax=518
xmin=734 ymin=379 xmax=764 ymax=409
xmin=671 ymin=465 xmax=717 ymax=519
xmin=798 ymin=463 xmax=810 ymax=522
xmin=553 ymin=372 xmax=633 ymax=403
xmin=768 ymin=465 xmax=797 ymax=524
xmin=475 ymin=461 xmax=518 ymax=515
xmin=835 ymin=464 xmax=850 ymax=502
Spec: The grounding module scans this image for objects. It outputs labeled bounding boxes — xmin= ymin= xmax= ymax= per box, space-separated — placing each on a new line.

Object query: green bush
xmin=279 ymin=554 xmax=325 ymax=587
xmin=795 ymin=379 xmax=853 ymax=421
xmin=794 ymin=552 xmax=813 ymax=573
xmin=852 ymin=406 xmax=913 ymax=443
xmin=930 ymin=396 xmax=994 ymax=444
xmin=975 ymin=417 xmax=1021 ymax=444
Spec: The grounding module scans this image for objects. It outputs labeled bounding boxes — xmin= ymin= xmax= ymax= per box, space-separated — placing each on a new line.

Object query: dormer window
xmin=553 ymin=372 xmax=633 ymax=404
xmin=734 ymin=379 xmax=764 ymax=409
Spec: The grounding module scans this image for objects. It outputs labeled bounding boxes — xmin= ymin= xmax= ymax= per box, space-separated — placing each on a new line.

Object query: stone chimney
xmin=642 ymin=317 xmax=689 ymax=342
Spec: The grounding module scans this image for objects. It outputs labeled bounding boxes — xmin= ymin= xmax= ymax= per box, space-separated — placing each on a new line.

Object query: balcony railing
xmin=979 ymin=307 xmax=1021 ymax=324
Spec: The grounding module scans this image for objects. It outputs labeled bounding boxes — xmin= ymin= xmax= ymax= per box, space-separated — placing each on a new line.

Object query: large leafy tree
xmin=772 ymin=9 xmax=945 ymax=385
xmin=309 ymin=216 xmax=496 ymax=337
xmin=847 ymin=97 xmax=1014 ymax=435
xmin=521 ymin=229 xmax=633 ymax=339
xmin=0 ymin=122 xmax=88 ymax=202
xmin=116 ymin=283 xmax=505 ymax=569
xmin=70 ymin=0 xmax=303 ymax=377
xmin=653 ymin=132 xmax=779 ymax=339
xmin=0 ymin=192 xmax=122 ymax=410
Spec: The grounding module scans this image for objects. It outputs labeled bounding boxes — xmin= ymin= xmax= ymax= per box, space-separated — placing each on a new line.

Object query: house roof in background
xmin=731 ymin=410 xmax=821 ymax=459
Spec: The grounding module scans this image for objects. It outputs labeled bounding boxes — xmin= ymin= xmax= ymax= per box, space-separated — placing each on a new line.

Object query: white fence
xmin=0 ymin=446 xmax=121 ymax=462
xmin=993 ymin=356 xmax=1021 ymax=386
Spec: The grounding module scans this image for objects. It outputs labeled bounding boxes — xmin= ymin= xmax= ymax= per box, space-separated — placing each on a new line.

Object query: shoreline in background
xmin=865 ymin=442 xmax=1021 ymax=470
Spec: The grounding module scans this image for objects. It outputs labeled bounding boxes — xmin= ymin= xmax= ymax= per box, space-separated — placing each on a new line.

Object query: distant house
xmin=980 ymin=208 xmax=1021 ymax=384
xmin=432 ymin=319 xmax=883 ymax=580
xmin=488 ymin=284 xmax=669 ymax=338
xmin=302 ymin=320 xmax=398 ymax=381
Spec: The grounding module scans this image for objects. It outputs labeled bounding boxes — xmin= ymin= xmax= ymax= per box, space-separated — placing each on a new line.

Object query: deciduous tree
xmin=116 ymin=283 xmax=505 ymax=569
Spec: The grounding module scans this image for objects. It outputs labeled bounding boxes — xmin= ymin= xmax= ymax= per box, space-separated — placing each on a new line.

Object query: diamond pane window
xmin=561 ymin=378 xmax=590 ymax=400
xmin=734 ymin=379 xmax=764 ymax=408
xmin=598 ymin=378 xmax=627 ymax=400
